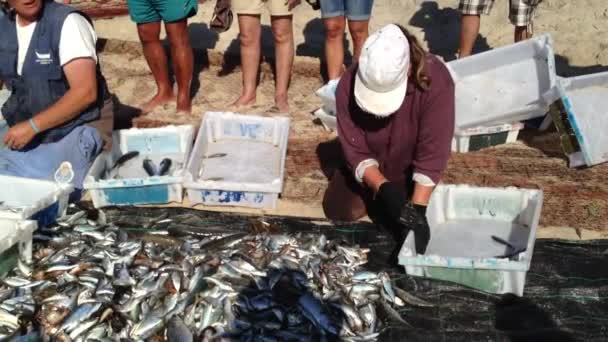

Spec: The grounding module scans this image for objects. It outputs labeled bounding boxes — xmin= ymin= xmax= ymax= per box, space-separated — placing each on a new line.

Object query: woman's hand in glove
xmin=399 ymin=202 xmax=431 ymax=255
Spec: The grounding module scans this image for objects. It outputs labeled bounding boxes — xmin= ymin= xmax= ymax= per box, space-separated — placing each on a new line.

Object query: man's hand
xmin=4 ymin=120 xmax=36 ymax=150
xmin=286 ymin=0 xmax=301 ymax=11
xmin=399 ymin=202 xmax=431 ymax=254
xmin=377 ymin=181 xmax=407 ymax=221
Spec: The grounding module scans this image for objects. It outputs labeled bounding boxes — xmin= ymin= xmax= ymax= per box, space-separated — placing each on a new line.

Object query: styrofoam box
xmin=0 ymin=219 xmax=36 ymax=275
xmin=555 ymin=72 xmax=608 ymax=167
xmin=447 ymin=34 xmax=558 ymax=129
xmin=0 ymin=175 xmax=73 ymax=228
xmin=399 ymin=184 xmax=543 ymax=296
xmin=452 ymin=122 xmax=524 ymax=153
xmin=83 ymin=125 xmax=194 ymax=207
xmin=184 ymin=112 xmax=290 ymax=209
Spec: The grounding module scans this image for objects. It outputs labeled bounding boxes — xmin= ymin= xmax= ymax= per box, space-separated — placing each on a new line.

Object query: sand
xmin=80 ymin=0 xmax=608 ymax=238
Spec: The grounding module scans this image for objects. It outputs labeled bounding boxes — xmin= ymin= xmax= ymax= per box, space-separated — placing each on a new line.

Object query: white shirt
xmin=16 ymin=13 xmax=97 ymax=76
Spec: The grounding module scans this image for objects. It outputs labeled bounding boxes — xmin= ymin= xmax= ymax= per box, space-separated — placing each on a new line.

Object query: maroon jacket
xmin=336 ymin=54 xmax=455 ymax=184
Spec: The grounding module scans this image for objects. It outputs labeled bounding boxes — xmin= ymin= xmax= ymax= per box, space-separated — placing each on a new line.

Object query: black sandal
xmin=210 ymin=0 xmax=233 ymax=33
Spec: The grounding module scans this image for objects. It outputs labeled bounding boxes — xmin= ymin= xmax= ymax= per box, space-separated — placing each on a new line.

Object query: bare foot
xmin=176 ymin=93 xmax=192 ymax=114
xmin=275 ymin=95 xmax=290 ymax=113
xmin=230 ymin=94 xmax=256 ymax=108
xmin=139 ymin=91 xmax=173 ymax=114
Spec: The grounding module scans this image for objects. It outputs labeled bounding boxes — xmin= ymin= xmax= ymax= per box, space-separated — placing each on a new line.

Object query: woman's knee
xmin=324 ymin=17 xmax=346 ymax=40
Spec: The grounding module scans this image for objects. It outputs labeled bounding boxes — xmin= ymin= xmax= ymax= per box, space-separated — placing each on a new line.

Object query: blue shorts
xmin=128 ymin=0 xmax=198 ymax=24
xmin=0 ymin=124 xmax=103 ymax=189
xmin=320 ymin=0 xmax=374 ymax=21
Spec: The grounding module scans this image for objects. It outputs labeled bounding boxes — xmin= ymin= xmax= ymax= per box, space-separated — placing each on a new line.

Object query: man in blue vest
xmin=0 ymin=0 xmax=114 ymax=189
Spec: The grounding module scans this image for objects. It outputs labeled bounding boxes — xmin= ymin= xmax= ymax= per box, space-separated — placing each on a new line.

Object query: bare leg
xmin=137 ymin=22 xmax=174 ymax=113
xmin=347 ymin=19 xmax=369 ymax=62
xmin=459 ymin=14 xmax=480 ymax=58
xmin=514 ymin=25 xmax=531 ymax=43
xmin=165 ymin=19 xmax=194 ymax=113
xmin=323 ymin=16 xmax=346 ymax=81
xmin=271 ymin=15 xmax=294 ymax=113
xmin=231 ymin=14 xmax=261 ymax=107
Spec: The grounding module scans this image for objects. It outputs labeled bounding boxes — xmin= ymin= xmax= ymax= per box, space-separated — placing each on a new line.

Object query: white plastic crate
xmin=448 ymin=34 xmax=558 ymax=129
xmin=83 ymin=125 xmax=194 ymax=207
xmin=313 ymin=80 xmax=339 ymax=132
xmin=0 ymin=175 xmax=73 ymax=228
xmin=452 ymin=122 xmax=524 ymax=153
xmin=399 ymin=184 xmax=543 ymax=296
xmin=554 ymin=72 xmax=608 ymax=167
xmin=313 ymin=108 xmax=337 ymax=133
xmin=184 ymin=112 xmax=290 ymax=209
xmin=0 ymin=219 xmax=36 ymax=276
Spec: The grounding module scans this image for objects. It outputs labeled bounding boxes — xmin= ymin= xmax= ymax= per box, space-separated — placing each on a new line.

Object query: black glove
xmin=399 ymin=202 xmax=431 ymax=255
xmin=377 ymin=181 xmax=407 ymax=221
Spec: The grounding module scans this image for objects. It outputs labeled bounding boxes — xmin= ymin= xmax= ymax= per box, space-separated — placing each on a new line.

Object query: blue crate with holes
xmin=184 ymin=112 xmax=290 ymax=209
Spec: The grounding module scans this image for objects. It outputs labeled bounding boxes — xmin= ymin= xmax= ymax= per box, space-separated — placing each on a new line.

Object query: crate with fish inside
xmin=399 ymin=184 xmax=544 ymax=296
xmin=184 ymin=112 xmax=290 ymax=209
xmin=548 ymin=71 xmax=608 ymax=168
xmin=83 ymin=125 xmax=195 ymax=207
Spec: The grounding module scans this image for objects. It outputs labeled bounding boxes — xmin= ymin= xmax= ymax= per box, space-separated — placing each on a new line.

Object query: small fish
xmin=491 ymin=235 xmax=515 ymax=250
xmin=200 ymin=177 xmax=224 ymax=182
xmin=111 ymin=151 xmax=140 ymax=170
xmin=393 ymin=286 xmax=434 ymax=308
xmin=203 ymin=153 xmax=227 ymax=159
xmin=158 ymin=158 xmax=172 ymax=176
xmin=143 ymin=159 xmax=158 ymax=177
xmin=377 ymin=300 xmax=411 ymax=327
xmin=167 ymin=316 xmax=193 ymax=342
xmin=495 ymin=247 xmax=527 ymax=259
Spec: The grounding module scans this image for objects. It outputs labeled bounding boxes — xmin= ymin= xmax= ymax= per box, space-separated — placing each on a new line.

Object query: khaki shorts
xmin=232 ymin=0 xmax=292 ymax=16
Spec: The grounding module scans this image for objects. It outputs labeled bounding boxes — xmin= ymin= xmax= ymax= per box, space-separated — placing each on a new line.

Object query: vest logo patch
xmin=35 ymin=51 xmax=53 ymax=65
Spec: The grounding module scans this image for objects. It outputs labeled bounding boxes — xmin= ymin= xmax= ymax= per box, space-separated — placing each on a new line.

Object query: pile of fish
xmin=0 ymin=210 xmax=433 ymax=341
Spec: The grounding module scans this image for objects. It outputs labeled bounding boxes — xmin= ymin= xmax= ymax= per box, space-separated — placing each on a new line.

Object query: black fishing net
xmin=99 ymin=206 xmax=608 ymax=342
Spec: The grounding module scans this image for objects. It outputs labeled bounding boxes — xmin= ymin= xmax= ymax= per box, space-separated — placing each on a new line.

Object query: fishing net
xmin=100 ymin=206 xmax=608 ymax=342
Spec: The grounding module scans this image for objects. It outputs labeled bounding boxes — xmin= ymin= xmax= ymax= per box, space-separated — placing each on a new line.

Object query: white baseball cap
xmin=354 ymin=24 xmax=410 ymax=117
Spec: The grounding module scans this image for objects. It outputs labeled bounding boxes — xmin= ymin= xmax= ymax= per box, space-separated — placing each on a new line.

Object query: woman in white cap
xmin=322 ymin=24 xmax=455 ymax=254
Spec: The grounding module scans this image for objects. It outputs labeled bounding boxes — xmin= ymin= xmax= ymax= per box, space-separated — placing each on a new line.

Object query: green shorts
xmin=128 ymin=0 xmax=197 ymax=24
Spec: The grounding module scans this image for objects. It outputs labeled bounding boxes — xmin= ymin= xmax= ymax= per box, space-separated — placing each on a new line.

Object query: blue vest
xmin=0 ymin=1 xmax=109 ymax=146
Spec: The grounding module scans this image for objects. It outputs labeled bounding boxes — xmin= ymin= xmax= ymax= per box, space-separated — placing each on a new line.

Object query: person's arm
xmin=3 ymin=58 xmax=97 ymax=149
xmin=33 ymin=58 xmax=97 ymax=132
xmin=411 ymin=61 xmax=455 ymax=205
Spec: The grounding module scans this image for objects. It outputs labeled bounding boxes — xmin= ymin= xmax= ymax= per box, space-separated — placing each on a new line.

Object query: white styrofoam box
xmin=313 ymin=108 xmax=337 ymax=133
xmin=0 ymin=175 xmax=73 ymax=228
xmin=448 ymin=34 xmax=558 ymax=129
xmin=555 ymin=72 xmax=608 ymax=167
xmin=184 ymin=112 xmax=290 ymax=209
xmin=315 ymin=79 xmax=339 ymax=115
xmin=452 ymin=122 xmax=524 ymax=153
xmin=83 ymin=125 xmax=194 ymax=207
xmin=0 ymin=219 xmax=36 ymax=270
xmin=399 ymin=184 xmax=544 ymax=296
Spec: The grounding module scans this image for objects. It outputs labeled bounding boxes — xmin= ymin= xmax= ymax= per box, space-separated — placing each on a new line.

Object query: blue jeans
xmin=320 ymin=0 xmax=374 ymax=20
xmin=0 ymin=124 xmax=103 ymax=189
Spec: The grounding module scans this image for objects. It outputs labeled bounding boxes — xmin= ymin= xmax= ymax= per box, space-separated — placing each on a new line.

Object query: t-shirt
xmin=16 ymin=13 xmax=97 ymax=75
xmin=336 ymin=54 xmax=455 ymax=186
